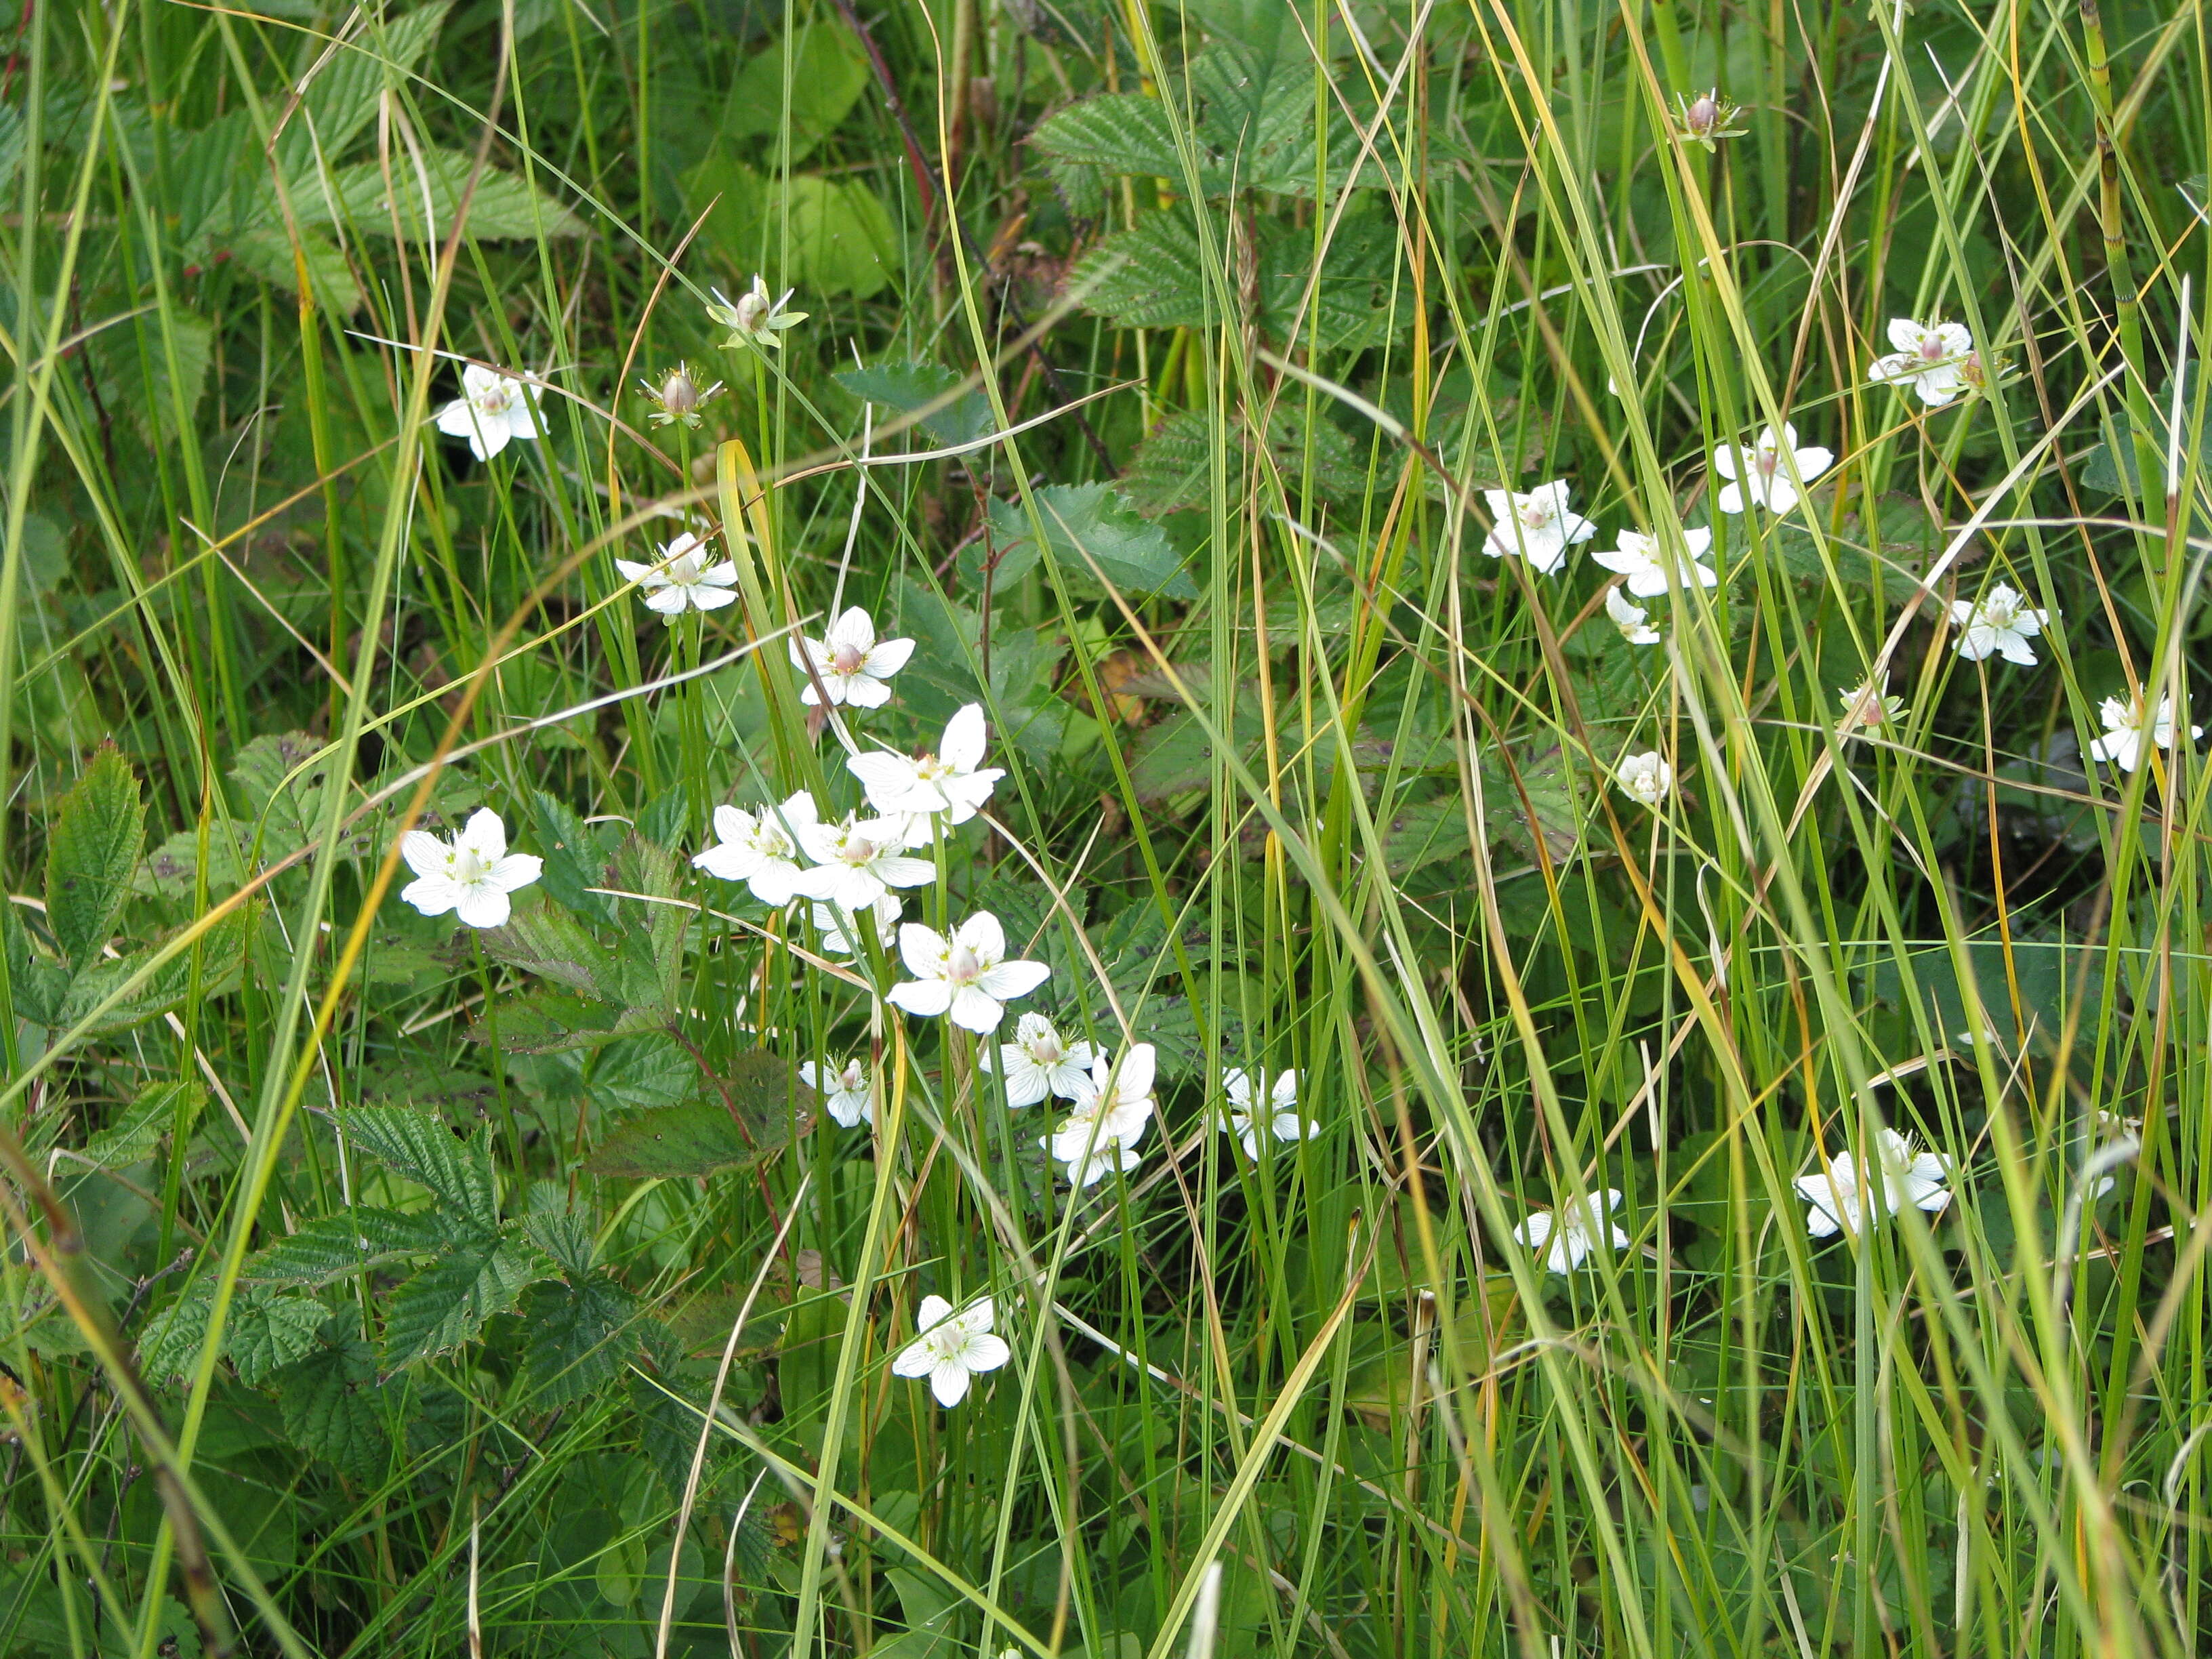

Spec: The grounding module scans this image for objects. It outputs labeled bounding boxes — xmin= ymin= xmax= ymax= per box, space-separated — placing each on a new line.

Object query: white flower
xmin=1713 ymin=423 xmax=1833 ymax=515
xmin=615 ymin=531 xmax=739 ymax=621
xmin=1948 ymin=583 xmax=2051 ymax=665
xmin=790 ymin=607 xmax=916 ymax=710
xmin=398 ymin=808 xmax=542 ymax=929
xmin=1591 ymin=527 xmax=1717 ymax=598
xmin=1795 ymin=1128 xmax=1951 ymax=1237
xmin=886 ymin=912 xmax=1051 ymax=1033
xmin=1045 ymin=1045 xmax=1156 ymax=1186
xmin=2087 ymin=693 xmax=2201 ymax=773
xmin=792 ymin=816 xmax=936 ymax=912
xmin=1481 ymin=480 xmax=1597 ymax=573
xmin=1869 ymin=318 xmax=1974 ymax=406
xmin=692 ymin=792 xmax=819 ymax=907
xmin=810 ymin=894 xmax=903 ymax=957
xmin=800 ymin=1057 xmax=873 ymax=1128
xmin=1616 ymin=750 xmax=1672 ymax=810
xmin=847 ymin=703 xmax=1005 ymax=827
xmin=983 ymin=1012 xmax=1097 ymax=1107
xmin=1836 ymin=676 xmax=1906 ymax=733
xmin=1604 ymin=586 xmax=1661 ymax=646
xmin=890 ymin=1294 xmax=1010 ymax=1406
xmin=432 ymin=363 xmax=544 ymax=462
xmin=708 ymin=275 xmax=807 ymax=353
xmin=1219 ymin=1067 xmax=1313 ymax=1160
xmin=1514 ymin=1189 xmax=1631 ymax=1272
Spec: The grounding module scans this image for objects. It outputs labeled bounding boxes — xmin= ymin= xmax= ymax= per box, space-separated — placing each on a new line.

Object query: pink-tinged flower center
xmin=1516 ymin=499 xmax=1557 ymax=529
xmin=1753 ymin=449 xmax=1781 ymax=478
xmin=1917 ymin=334 xmax=1947 ymax=362
xmin=831 ymin=641 xmax=867 ymax=676
xmin=1029 ymin=1033 xmax=1063 ymax=1064
xmin=660 ymin=371 xmax=699 ymax=415
xmin=474 ymin=382 xmax=516 ymax=415
xmin=946 ymin=943 xmax=984 ymax=985
xmin=840 ymin=836 xmax=878 ymax=866
xmin=1687 ymin=94 xmax=1717 ymax=134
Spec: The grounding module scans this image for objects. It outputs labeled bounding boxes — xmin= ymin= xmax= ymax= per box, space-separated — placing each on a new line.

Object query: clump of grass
xmin=1 ymin=0 xmax=2207 ymax=1656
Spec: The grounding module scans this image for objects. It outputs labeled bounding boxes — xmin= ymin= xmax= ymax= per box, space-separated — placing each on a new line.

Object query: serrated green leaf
xmin=834 ymin=361 xmax=993 ymax=447
xmin=274 ymin=1322 xmax=388 ymax=1480
xmin=1068 ymin=209 xmax=1214 ymax=331
xmin=611 ymin=834 xmax=687 ymax=1003
xmin=986 ymin=482 xmax=1195 ymax=599
xmin=586 ymin=1102 xmax=757 ymax=1181
xmin=382 ymin=1232 xmax=555 ymax=1366
xmin=480 ymin=897 xmax=617 ymax=998
xmin=84 ymin=1081 xmax=205 ymax=1168
xmin=4 ymin=907 xmax=72 ymax=1028
xmin=470 ymin=989 xmax=650 ymax=1054
xmin=339 ymin=1107 xmax=500 ymax=1231
xmin=225 ymin=225 xmax=365 ymax=315
xmin=518 ymin=1273 xmax=638 ymax=1406
xmin=273 ymin=3 xmax=451 ymax=177
xmin=529 ymin=790 xmax=613 ymax=922
xmin=1122 ymin=407 xmax=1373 ymax=515
xmin=588 ymin=1031 xmax=697 ymax=1115
xmin=226 ymin=1289 xmax=329 ymax=1387
xmin=56 ymin=903 xmax=255 ymax=1033
xmin=520 ymin=1210 xmax=600 ymax=1277
xmin=84 ymin=308 xmax=216 ymax=451
xmin=226 ymin=731 xmax=333 ymax=855
xmin=249 ymin=1207 xmax=450 ymax=1288
xmin=1029 ymin=92 xmax=1183 ymax=182
xmin=44 ymin=744 xmax=144 ymax=970
xmin=1256 ymin=209 xmax=1399 ymax=350
xmin=290 ymin=146 xmax=585 ymax=240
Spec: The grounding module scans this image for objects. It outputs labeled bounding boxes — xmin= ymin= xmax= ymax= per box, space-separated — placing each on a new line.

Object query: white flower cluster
xmin=1516 ymin=1128 xmax=1955 ymax=1274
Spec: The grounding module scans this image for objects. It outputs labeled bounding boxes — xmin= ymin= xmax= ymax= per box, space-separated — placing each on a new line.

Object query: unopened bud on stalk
xmin=1673 ymin=87 xmax=1748 ymax=151
xmin=637 ymin=361 xmax=724 ymax=429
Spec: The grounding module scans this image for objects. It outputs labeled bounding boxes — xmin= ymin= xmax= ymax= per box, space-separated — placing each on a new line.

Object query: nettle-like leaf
xmin=1030 ymin=93 xmax=1183 ymax=182
xmin=529 ymin=790 xmax=613 ymax=923
xmin=273 ymin=1319 xmax=388 ymax=1481
xmin=481 ymin=899 xmax=617 ymax=998
xmin=136 ymin=1283 xmax=325 ymax=1388
xmin=44 ymin=743 xmax=144 ymax=970
xmin=272 ymin=2 xmax=451 ymax=178
xmin=588 ymin=1052 xmax=817 ymax=1179
xmin=1122 ymin=407 xmax=1374 ymax=515
xmin=1 ymin=909 xmax=70 ymax=1029
xmin=286 ymin=146 xmax=586 ymax=241
xmin=55 ymin=902 xmax=256 ymax=1034
xmin=382 ymin=1231 xmax=556 ymax=1367
xmin=83 ymin=1080 xmax=205 ymax=1169
xmin=1067 ymin=209 xmax=1214 ymax=331
xmin=249 ymin=1207 xmax=451 ymax=1288
xmin=517 ymin=1273 xmax=639 ymax=1407
xmin=834 ymin=361 xmax=994 ymax=448
xmin=985 ymin=482 xmax=1196 ymax=600
xmin=340 ymin=1107 xmax=500 ymax=1233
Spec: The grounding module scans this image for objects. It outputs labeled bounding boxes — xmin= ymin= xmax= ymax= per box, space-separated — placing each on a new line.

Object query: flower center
xmin=474 ymin=382 xmax=514 ymax=415
xmin=914 ymin=754 xmax=952 ymax=783
xmin=451 ymin=847 xmax=492 ymax=886
xmin=660 ymin=371 xmax=698 ymax=415
xmin=946 ymin=943 xmax=983 ymax=985
xmin=668 ymin=554 xmax=703 ymax=586
xmin=1984 ymin=598 xmax=2015 ymax=628
xmin=756 ymin=825 xmax=792 ymax=859
xmin=841 ymin=836 xmax=878 ymax=866
xmin=1687 ymin=94 xmax=1717 ymax=134
xmin=831 ymin=642 xmax=867 ymax=676
xmin=1754 ymin=449 xmax=1781 ymax=478
xmin=735 ymin=294 xmax=768 ymax=332
xmin=1029 ymin=1033 xmax=1063 ymax=1064
xmin=1516 ymin=499 xmax=1557 ymax=529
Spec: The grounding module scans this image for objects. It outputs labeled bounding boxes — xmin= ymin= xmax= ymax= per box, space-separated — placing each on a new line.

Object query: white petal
xmin=489 ymin=854 xmax=542 ymax=892
xmin=401 ymin=830 xmax=450 ymax=879
xmin=949 ymin=985 xmax=1008 ymax=1033
xmin=916 ymin=1294 xmax=954 ymax=1332
xmin=888 ymin=978 xmax=955 ymax=1018
xmin=954 ymin=910 xmax=1008 ymax=961
xmin=399 ymin=875 xmax=457 ymax=918
xmin=941 ymin=704 xmax=988 ymax=770
xmin=865 ymin=636 xmax=918 ymax=678
xmin=460 ymin=809 xmax=509 ymax=861
xmin=976 ymin=958 xmax=1050 ymax=1000
xmin=454 ymin=884 xmax=513 ymax=929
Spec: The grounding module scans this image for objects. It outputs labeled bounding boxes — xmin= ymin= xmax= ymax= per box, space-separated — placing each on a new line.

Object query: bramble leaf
xmin=44 ymin=744 xmax=144 ymax=970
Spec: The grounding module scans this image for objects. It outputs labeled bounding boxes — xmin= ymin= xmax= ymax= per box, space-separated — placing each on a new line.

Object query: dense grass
xmin=3 ymin=0 xmax=2210 ymax=1655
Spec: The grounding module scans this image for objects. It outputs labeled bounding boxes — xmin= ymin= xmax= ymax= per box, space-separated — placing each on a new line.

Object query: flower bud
xmin=1687 ymin=91 xmax=1719 ymax=136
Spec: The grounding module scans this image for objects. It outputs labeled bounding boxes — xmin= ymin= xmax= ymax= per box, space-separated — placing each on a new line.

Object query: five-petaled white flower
xmin=1045 ymin=1045 xmax=1156 ymax=1187
xmin=1514 ymin=1189 xmax=1631 ymax=1273
xmin=790 ymin=607 xmax=916 ymax=709
xmin=800 ymin=1057 xmax=873 ymax=1128
xmin=708 ymin=275 xmax=807 ymax=354
xmin=1795 ymin=1128 xmax=1951 ymax=1237
xmin=811 ymin=895 xmax=903 ymax=958
xmin=1869 ymin=318 xmax=1974 ymax=407
xmin=2087 ymin=693 xmax=2202 ymax=774
xmin=886 ymin=912 xmax=1051 ymax=1033
xmin=398 ymin=808 xmax=543 ymax=929
xmin=1616 ymin=751 xmax=1673 ymax=811
xmin=1481 ymin=480 xmax=1597 ymax=573
xmin=615 ymin=532 xmax=739 ymax=621
xmin=890 ymin=1295 xmax=1010 ymax=1407
xmin=1592 ymin=527 xmax=1717 ymax=598
xmin=848 ymin=703 xmax=1005 ymax=827
xmin=1713 ymin=423 xmax=1833 ymax=515
xmin=692 ymin=792 xmax=819 ymax=907
xmin=983 ymin=1012 xmax=1097 ymax=1107
xmin=433 ymin=363 xmax=543 ymax=462
xmin=1948 ymin=582 xmax=2051 ymax=666
xmin=1605 ymin=586 xmax=1661 ymax=646
xmin=1219 ymin=1067 xmax=1314 ymax=1160
xmin=793 ymin=816 xmax=935 ymax=912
